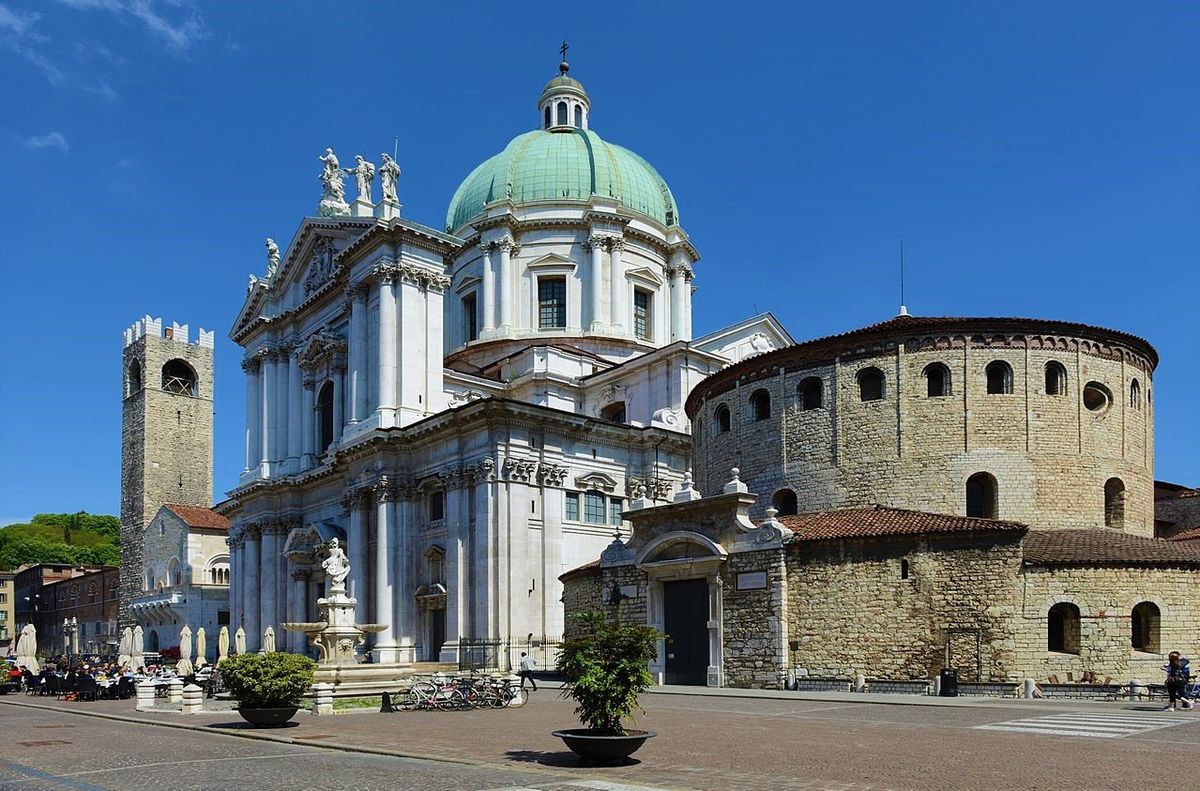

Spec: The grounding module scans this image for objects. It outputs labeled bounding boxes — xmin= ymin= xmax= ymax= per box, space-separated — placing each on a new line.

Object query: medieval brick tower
xmin=119 ymin=316 xmax=215 ymax=624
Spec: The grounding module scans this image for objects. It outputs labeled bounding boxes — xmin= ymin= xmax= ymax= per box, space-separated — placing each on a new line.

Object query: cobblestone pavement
xmin=4 ymin=690 xmax=1199 ymax=790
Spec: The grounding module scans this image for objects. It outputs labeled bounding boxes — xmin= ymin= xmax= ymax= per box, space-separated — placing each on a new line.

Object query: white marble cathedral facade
xmin=221 ymin=59 xmax=791 ymax=663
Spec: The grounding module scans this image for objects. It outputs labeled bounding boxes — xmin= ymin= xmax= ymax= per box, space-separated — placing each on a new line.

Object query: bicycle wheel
xmin=397 ymin=690 xmax=419 ymax=711
xmin=437 ymin=687 xmax=465 ymax=711
xmin=505 ymin=686 xmax=528 ymax=708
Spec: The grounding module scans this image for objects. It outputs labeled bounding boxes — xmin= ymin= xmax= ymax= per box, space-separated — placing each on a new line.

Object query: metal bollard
xmin=1023 ymin=678 xmax=1038 ymax=699
xmin=313 ymin=682 xmax=334 ymax=716
xmin=135 ymin=681 xmax=156 ymax=712
xmin=168 ymin=677 xmax=184 ymax=704
xmin=181 ymin=683 xmax=203 ymax=715
xmin=854 ymin=674 xmax=866 ymax=693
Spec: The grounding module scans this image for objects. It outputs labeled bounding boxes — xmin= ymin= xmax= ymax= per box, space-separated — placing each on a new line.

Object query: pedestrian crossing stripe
xmin=976 ymin=712 xmax=1187 ymax=739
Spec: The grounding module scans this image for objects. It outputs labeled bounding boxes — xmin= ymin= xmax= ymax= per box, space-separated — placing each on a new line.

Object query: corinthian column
xmin=669 ymin=265 xmax=686 ymax=342
xmin=260 ymin=522 xmax=279 ymax=648
xmin=259 ymin=351 xmax=274 ymax=471
xmin=242 ymin=359 xmax=260 ymax=472
xmin=608 ymin=237 xmax=626 ymax=334
xmin=348 ymin=285 xmax=368 ymax=423
xmin=332 ymin=362 xmax=345 ymax=445
xmin=376 ymin=267 xmax=398 ymax=427
xmin=587 ymin=236 xmax=604 ymax=331
xmin=497 ymin=238 xmax=514 ymax=332
xmin=374 ymin=482 xmax=395 ymax=658
xmin=481 ymin=242 xmax=496 ymax=333
xmin=286 ymin=348 xmax=301 ymax=471
xmin=301 ymin=376 xmax=316 ymax=469
xmin=275 ymin=346 xmax=290 ymax=464
xmin=243 ymin=525 xmax=261 ymax=652
xmin=347 ymin=491 xmax=367 ymax=622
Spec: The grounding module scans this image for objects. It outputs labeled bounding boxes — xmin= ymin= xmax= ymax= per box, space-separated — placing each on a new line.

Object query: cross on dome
xmin=539 ymin=42 xmax=590 ymax=132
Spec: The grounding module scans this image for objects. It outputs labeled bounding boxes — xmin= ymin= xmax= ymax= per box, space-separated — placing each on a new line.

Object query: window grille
xmin=538 ymin=277 xmax=566 ymax=329
xmin=583 ymin=492 xmax=606 ymax=524
xmin=634 ymin=290 xmax=650 ymax=340
xmin=565 ymin=493 xmax=579 ymax=521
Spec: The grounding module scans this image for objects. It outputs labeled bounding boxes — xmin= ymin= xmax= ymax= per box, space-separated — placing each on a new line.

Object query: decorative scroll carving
xmin=644 ymin=478 xmax=673 ymax=501
xmin=448 ymin=389 xmax=486 ymax=407
xmin=503 ymin=457 xmax=537 ymax=483
xmin=536 ymin=463 xmax=569 ymax=488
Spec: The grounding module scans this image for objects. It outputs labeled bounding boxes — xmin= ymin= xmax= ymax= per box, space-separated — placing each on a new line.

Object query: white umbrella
xmin=118 ymin=627 xmax=133 ymax=667
xmin=262 ymin=625 xmax=276 ymax=653
xmin=132 ymin=625 xmax=145 ymax=671
xmin=195 ymin=627 xmax=207 ymax=668
xmin=176 ymin=625 xmax=194 ymax=676
xmin=218 ymin=626 xmax=230 ymax=663
xmin=234 ymin=626 xmax=246 ymax=655
xmin=16 ymin=625 xmax=39 ymax=673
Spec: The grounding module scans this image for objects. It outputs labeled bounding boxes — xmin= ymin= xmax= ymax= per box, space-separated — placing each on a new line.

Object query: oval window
xmin=1082 ymin=381 xmax=1112 ymax=413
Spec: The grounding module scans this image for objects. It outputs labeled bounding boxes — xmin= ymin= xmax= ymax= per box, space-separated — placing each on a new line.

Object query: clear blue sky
xmin=1 ymin=2 xmax=1196 ymax=523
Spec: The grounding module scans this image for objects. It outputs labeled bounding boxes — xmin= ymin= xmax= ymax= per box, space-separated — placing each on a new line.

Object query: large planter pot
xmin=236 ymin=706 xmax=299 ymax=728
xmin=552 ymin=728 xmax=656 ymax=763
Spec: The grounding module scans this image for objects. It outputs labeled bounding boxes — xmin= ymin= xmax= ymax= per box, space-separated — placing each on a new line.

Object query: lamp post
xmin=63 ymin=617 xmax=78 ymax=662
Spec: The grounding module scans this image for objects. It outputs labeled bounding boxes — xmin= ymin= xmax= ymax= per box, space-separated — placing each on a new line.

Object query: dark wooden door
xmin=663 ymin=578 xmax=709 ymax=685
xmin=429 ymin=609 xmax=446 ymax=661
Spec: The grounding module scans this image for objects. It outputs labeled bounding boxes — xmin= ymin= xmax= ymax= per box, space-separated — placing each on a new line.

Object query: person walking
xmin=1164 ymin=651 xmax=1192 ymax=711
xmin=519 ymin=652 xmax=538 ymax=692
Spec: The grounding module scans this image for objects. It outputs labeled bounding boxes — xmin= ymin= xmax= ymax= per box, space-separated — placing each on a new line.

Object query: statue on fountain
xmin=321 ymin=537 xmax=350 ymax=592
xmin=284 ymin=536 xmax=385 ymax=667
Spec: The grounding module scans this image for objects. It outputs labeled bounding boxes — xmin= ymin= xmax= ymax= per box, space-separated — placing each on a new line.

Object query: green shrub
xmin=219 ymin=653 xmax=316 ymax=709
xmin=556 ymin=611 xmax=661 ymax=736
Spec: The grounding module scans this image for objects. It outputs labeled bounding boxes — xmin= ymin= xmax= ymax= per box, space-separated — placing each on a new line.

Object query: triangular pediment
xmin=692 ymin=312 xmax=795 ymax=364
xmin=625 ymin=266 xmax=663 ymax=286
xmin=526 ymin=252 xmax=577 ymax=271
xmin=574 ymin=471 xmax=619 ymax=493
xmin=455 ymin=275 xmax=481 ymax=294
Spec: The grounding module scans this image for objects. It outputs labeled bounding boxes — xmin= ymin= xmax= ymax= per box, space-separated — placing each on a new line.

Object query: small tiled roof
xmin=1167 ymin=526 xmax=1200 ymax=543
xmin=558 ymin=558 xmax=600 ymax=582
xmin=1023 ymin=529 xmax=1200 ymax=567
xmin=163 ymin=504 xmax=229 ymax=531
xmin=779 ymin=505 xmax=1027 ymax=541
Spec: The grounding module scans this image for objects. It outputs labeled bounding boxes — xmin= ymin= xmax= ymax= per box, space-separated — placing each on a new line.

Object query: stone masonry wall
xmin=1014 ymin=565 xmax=1200 ymax=683
xmin=720 ymin=549 xmax=787 ymax=688
xmin=786 ymin=534 xmax=1023 ymax=681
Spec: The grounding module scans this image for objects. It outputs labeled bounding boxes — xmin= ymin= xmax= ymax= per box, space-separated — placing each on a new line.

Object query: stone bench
xmin=793 ymin=678 xmax=852 ymax=692
xmin=866 ymin=679 xmax=931 ymax=695
xmin=1038 ymin=683 xmax=1125 ymax=700
xmin=957 ymin=682 xmax=1020 ymax=698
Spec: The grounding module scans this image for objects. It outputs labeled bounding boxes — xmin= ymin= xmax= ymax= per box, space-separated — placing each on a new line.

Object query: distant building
xmin=0 ymin=571 xmax=14 ymax=653
xmin=1155 ymin=480 xmax=1200 ymax=540
xmin=14 ymin=564 xmax=118 ymax=656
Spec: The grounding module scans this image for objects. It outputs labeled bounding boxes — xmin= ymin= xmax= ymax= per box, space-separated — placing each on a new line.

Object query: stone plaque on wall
xmin=737 ymin=571 xmax=767 ymax=590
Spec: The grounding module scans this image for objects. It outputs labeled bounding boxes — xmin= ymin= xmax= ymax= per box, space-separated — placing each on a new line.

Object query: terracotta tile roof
xmin=1167 ymin=527 xmax=1200 ymax=543
xmin=558 ymin=559 xmax=600 ymax=582
xmin=778 ymin=505 xmax=1027 ymax=541
xmin=1023 ymin=529 xmax=1200 ymax=567
xmin=163 ymin=504 xmax=229 ymax=531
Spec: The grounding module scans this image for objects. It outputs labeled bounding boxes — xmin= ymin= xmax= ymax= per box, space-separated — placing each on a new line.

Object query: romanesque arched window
xmin=798 ymin=377 xmax=822 ymax=410
xmin=1104 ymin=477 xmax=1125 ymax=528
xmin=1131 ymin=601 xmax=1160 ymax=652
xmin=985 ymin=361 xmax=1013 ymax=395
xmin=924 ymin=363 xmax=951 ymax=397
xmin=1129 ymin=378 xmax=1142 ymax=410
xmin=858 ymin=367 xmax=885 ymax=402
xmin=772 ymin=488 xmax=798 ymax=516
xmin=317 ymin=382 xmax=334 ymax=453
xmin=1045 ymin=361 xmax=1067 ymax=396
xmin=556 ymin=101 xmax=568 ymax=126
xmin=126 ymin=358 xmax=142 ymax=398
xmin=167 ymin=558 xmax=180 ymax=587
xmin=749 ymin=389 xmax=771 ymax=421
xmin=544 ymin=106 xmax=551 ymax=129
xmin=714 ymin=404 xmax=731 ymax=434
xmin=161 ymin=359 xmax=197 ymax=396
xmin=1048 ymin=602 xmax=1081 ymax=653
xmin=574 ymin=105 xmax=583 ymax=128
xmin=966 ymin=472 xmax=998 ymax=519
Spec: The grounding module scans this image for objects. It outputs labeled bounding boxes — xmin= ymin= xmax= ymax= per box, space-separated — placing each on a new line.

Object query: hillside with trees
xmin=0 ymin=513 xmax=120 ymax=569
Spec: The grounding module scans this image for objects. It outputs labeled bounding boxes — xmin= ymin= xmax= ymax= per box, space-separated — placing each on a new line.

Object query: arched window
xmin=144 ymin=568 xmax=153 ymax=592
xmin=556 ymin=101 xmax=568 ymax=126
xmin=900 ymin=559 xmax=910 ymax=580
xmin=1104 ymin=477 xmax=1125 ymax=528
xmin=600 ymin=402 xmax=627 ymax=424
xmin=772 ymin=489 xmax=798 ymax=516
xmin=1129 ymin=378 xmax=1141 ymax=410
xmin=1131 ymin=601 xmax=1160 ymax=652
xmin=127 ymin=359 xmax=142 ymax=397
xmin=798 ymin=377 xmax=822 ymax=410
xmin=316 ymin=382 xmax=334 ymax=453
xmin=1083 ymin=381 xmax=1112 ymax=413
xmin=574 ymin=105 xmax=583 ymax=128
xmin=985 ymin=361 xmax=1013 ymax=395
xmin=714 ymin=404 xmax=731 ymax=434
xmin=1048 ymin=602 xmax=1081 ymax=653
xmin=148 ymin=630 xmax=159 ymax=652
xmin=544 ymin=106 xmax=551 ymax=129
xmin=161 ymin=359 xmax=197 ymax=396
xmin=750 ymin=389 xmax=771 ymax=421
xmin=1045 ymin=361 xmax=1067 ymax=396
xmin=924 ymin=363 xmax=951 ymax=397
xmin=858 ymin=367 xmax=885 ymax=402
xmin=966 ymin=472 xmax=998 ymax=519
xmin=167 ymin=558 xmax=180 ymax=587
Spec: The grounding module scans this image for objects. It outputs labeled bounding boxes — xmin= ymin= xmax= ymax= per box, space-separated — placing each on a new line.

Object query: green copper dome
xmin=446 ymin=128 xmax=679 ymax=232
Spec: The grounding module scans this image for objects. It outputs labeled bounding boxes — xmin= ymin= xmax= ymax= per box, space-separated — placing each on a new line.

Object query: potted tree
xmin=552 ymin=611 xmax=661 ymax=763
xmin=219 ymin=652 xmax=316 ymax=727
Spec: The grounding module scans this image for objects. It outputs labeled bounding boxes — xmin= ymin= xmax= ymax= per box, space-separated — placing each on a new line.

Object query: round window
xmin=1082 ymin=382 xmax=1112 ymax=413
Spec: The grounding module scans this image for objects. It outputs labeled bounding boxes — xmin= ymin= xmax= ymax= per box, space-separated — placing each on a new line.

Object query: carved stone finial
xmin=674 ymin=470 xmax=702 ymax=502
xmin=724 ymin=467 xmax=749 ymax=495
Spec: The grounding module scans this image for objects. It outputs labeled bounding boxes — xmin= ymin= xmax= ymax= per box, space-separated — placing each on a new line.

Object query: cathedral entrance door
xmin=663 ymin=578 xmax=709 ymax=685
xmin=428 ymin=609 xmax=445 ymax=661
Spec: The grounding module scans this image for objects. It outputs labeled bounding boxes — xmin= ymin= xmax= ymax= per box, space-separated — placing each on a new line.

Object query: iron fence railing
xmin=456 ymin=638 xmax=564 ymax=674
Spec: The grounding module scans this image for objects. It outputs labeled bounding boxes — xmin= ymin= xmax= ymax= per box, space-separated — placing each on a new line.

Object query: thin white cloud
xmin=0 ymin=4 xmax=68 ymax=85
xmin=0 ymin=4 xmax=42 ymax=39
xmin=23 ymin=131 xmax=69 ymax=152
xmin=56 ymin=0 xmax=206 ymax=52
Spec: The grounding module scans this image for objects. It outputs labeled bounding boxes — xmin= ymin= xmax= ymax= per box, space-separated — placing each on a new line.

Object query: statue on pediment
xmin=265 ymin=237 xmax=280 ymax=278
xmin=344 ymin=155 xmax=375 ymax=203
xmin=317 ymin=147 xmax=349 ymax=217
xmin=380 ymin=153 xmax=400 ymax=203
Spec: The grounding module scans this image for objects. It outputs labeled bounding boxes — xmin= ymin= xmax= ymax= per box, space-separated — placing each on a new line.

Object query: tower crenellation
xmin=119 ymin=315 xmax=215 ymax=625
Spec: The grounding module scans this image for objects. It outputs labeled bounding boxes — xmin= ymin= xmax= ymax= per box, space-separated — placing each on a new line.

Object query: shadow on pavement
xmin=504 ymin=749 xmax=641 ymax=768
xmin=206 ymin=721 xmax=300 ymax=730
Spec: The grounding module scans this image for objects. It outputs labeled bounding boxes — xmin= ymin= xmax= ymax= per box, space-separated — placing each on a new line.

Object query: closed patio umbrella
xmin=132 ymin=625 xmax=145 ymax=671
xmin=176 ymin=625 xmax=193 ymax=677
xmin=195 ymin=627 xmax=207 ymax=667
xmin=118 ymin=627 xmax=133 ymax=667
xmin=218 ymin=626 xmax=229 ymax=663
xmin=16 ymin=625 xmax=39 ymax=673
xmin=234 ymin=626 xmax=246 ymax=655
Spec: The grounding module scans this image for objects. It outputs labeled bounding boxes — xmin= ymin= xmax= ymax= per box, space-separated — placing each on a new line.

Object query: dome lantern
xmin=538 ymin=43 xmax=590 ymax=132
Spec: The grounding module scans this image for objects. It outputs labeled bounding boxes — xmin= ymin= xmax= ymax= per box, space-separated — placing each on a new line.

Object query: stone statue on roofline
xmin=265 ymin=237 xmax=280 ymax=278
xmin=317 ymin=147 xmax=349 ymax=216
xmin=344 ymin=155 xmax=375 ymax=204
xmin=380 ymin=153 xmax=400 ymax=203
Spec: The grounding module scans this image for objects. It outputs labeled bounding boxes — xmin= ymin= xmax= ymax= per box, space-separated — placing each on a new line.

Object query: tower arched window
xmin=1104 ymin=477 xmax=1125 ymax=529
xmin=923 ymin=363 xmax=951 ymax=397
xmin=858 ymin=367 xmax=885 ymax=402
xmin=556 ymin=101 xmax=568 ymax=126
xmin=1129 ymin=378 xmax=1141 ymax=410
xmin=1045 ymin=361 xmax=1067 ymax=396
xmin=1048 ymin=602 xmax=1081 ymax=653
xmin=966 ymin=472 xmax=998 ymax=519
xmin=600 ymin=402 xmax=627 ymax=424
xmin=985 ymin=361 xmax=1013 ymax=395
xmin=714 ymin=404 xmax=731 ymax=434
xmin=749 ymin=389 xmax=771 ymax=421
xmin=161 ymin=359 xmax=197 ymax=396
xmin=798 ymin=377 xmax=823 ymax=410
xmin=1131 ymin=601 xmax=1160 ymax=652
xmin=316 ymin=382 xmax=334 ymax=453
xmin=772 ymin=488 xmax=798 ymax=516
xmin=544 ymin=106 xmax=551 ymax=129
xmin=574 ymin=105 xmax=583 ymax=128
xmin=127 ymin=359 xmax=142 ymax=397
